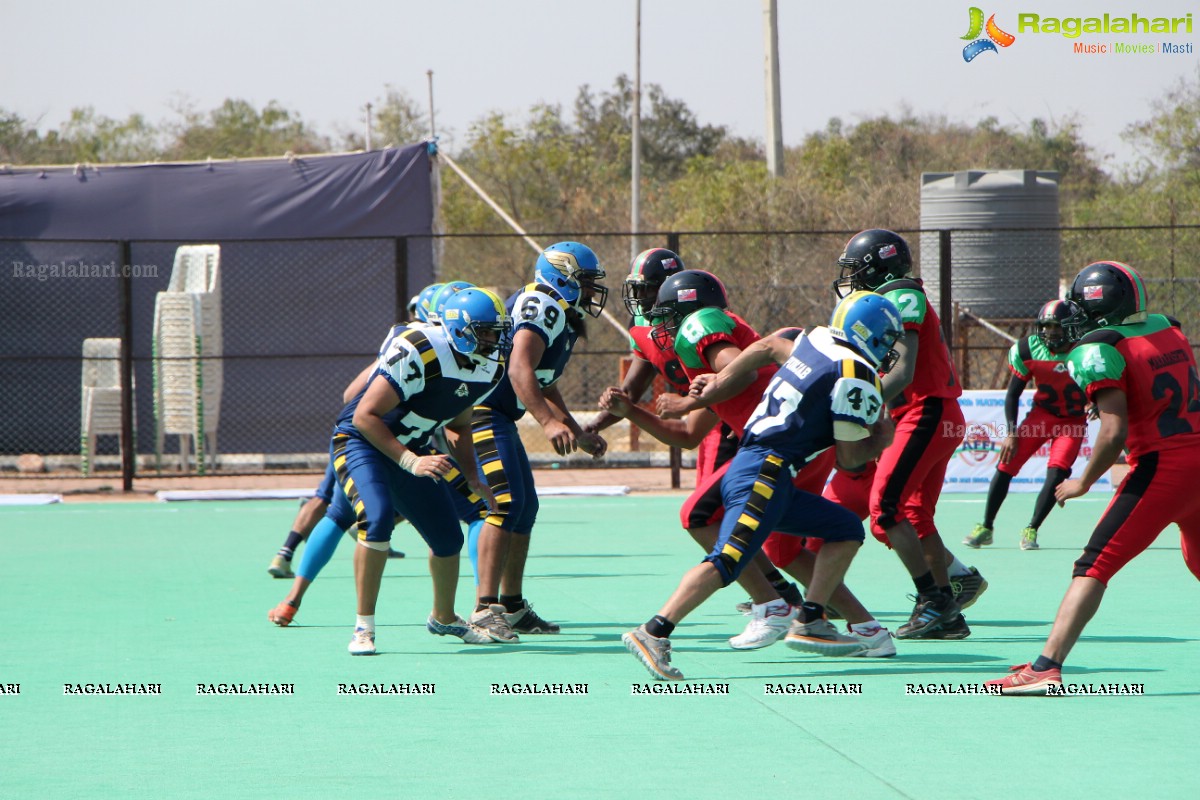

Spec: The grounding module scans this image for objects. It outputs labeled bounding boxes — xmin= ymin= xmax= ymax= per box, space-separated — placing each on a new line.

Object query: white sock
xmin=947 ymin=554 xmax=973 ymax=578
xmin=356 ymin=614 xmax=375 ymax=632
xmin=850 ymin=620 xmax=883 ymax=636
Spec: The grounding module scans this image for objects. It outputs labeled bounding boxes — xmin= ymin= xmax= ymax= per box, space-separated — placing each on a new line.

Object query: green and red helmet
xmin=622 ymin=248 xmax=685 ymax=318
xmin=1062 ymin=261 xmax=1148 ymax=341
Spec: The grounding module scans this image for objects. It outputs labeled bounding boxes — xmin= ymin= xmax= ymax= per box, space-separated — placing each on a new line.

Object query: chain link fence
xmin=3 ymin=226 xmax=1197 ymax=481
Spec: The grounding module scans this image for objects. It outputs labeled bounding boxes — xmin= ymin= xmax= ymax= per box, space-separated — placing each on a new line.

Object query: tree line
xmin=4 ymin=73 xmax=1198 ymax=234
xmin=4 ymin=72 xmax=1197 ymax=389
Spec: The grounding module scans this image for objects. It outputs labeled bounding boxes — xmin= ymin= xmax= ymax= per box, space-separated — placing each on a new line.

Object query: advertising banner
xmin=943 ymin=390 xmax=1112 ymax=493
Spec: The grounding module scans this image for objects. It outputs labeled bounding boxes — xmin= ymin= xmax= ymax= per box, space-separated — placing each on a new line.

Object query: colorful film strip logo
xmin=962 ymin=7 xmax=1016 ymax=61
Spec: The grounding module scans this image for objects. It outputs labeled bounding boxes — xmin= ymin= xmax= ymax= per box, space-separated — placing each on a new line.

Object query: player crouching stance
xmin=623 ymin=292 xmax=900 ymax=680
xmin=339 ymin=289 xmax=513 ymax=655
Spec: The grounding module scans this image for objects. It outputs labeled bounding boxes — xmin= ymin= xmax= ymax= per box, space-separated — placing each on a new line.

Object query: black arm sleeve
xmin=1005 ymin=374 xmax=1027 ymax=429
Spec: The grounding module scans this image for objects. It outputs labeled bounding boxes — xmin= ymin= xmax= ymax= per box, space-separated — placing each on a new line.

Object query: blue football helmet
xmin=828 ymin=291 xmax=904 ymax=373
xmin=534 ymin=241 xmax=608 ymax=317
xmin=441 ymin=288 xmax=513 ymax=363
xmin=414 ymin=283 xmax=444 ymax=324
xmin=428 ymin=280 xmax=474 ymax=323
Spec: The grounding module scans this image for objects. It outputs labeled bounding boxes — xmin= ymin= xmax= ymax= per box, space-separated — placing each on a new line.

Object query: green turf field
xmin=1 ymin=493 xmax=1196 ymax=799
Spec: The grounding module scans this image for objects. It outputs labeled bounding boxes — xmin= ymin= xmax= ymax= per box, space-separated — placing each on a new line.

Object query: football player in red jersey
xmin=584 ymin=248 xmax=743 ymax=482
xmin=965 ymin=300 xmax=1089 ymax=551
xmin=607 ymin=271 xmax=893 ymax=656
xmin=986 ymin=261 xmax=1200 ymax=694
xmin=831 ymin=229 xmax=986 ymax=640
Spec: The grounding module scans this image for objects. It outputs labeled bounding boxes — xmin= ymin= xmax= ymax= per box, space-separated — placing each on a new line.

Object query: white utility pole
xmin=365 ymin=103 xmax=373 ymax=151
xmin=764 ymin=0 xmax=784 ymax=177
xmin=630 ymin=0 xmax=642 ymax=260
xmin=427 ymin=70 xmax=436 ymax=138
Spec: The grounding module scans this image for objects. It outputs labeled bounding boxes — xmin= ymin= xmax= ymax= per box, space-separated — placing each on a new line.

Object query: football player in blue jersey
xmin=321 ymin=288 xmax=514 ymax=655
xmin=623 ymin=291 xmax=900 ymax=680
xmin=266 ymin=284 xmax=490 ymax=626
xmin=467 ymin=242 xmax=609 ymax=642
xmin=262 ymin=282 xmax=450 ymax=581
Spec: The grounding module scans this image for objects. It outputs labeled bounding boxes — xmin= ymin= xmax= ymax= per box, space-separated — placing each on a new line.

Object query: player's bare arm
xmin=587 ymin=356 xmax=656 ymax=434
xmin=686 ymin=334 xmax=791 ymax=412
xmin=546 ymin=383 xmax=607 ymax=458
xmin=879 ymin=330 xmax=918 ymax=403
xmin=1056 ymin=387 xmax=1128 ymax=505
xmin=508 ymin=327 xmax=576 ymax=455
xmin=352 ymin=375 xmax=451 ymax=479
xmin=445 ymin=407 xmax=496 ymax=511
xmin=600 ymin=386 xmax=717 ymax=450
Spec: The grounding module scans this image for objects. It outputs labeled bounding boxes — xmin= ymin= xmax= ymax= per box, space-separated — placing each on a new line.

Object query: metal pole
xmin=764 ymin=0 xmax=784 ymax=177
xmin=939 ymin=229 xmax=954 ymax=361
xmin=119 ymin=240 xmax=135 ymax=492
xmin=630 ymin=0 xmax=642 ymax=261
xmin=667 ymin=230 xmax=682 ymax=490
xmin=427 ymin=69 xmax=436 ymax=138
xmin=365 ymin=102 xmax=373 ymax=151
xmin=395 ymin=237 xmax=410 ymax=322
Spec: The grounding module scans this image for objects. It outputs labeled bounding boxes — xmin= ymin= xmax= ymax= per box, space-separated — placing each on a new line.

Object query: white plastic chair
xmin=80 ymin=337 xmax=135 ymax=475
xmin=152 ymin=245 xmax=223 ymax=473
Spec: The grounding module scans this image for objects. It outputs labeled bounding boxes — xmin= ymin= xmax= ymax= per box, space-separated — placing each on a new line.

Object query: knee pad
xmin=484 ymin=491 xmax=514 ymax=529
xmin=705 ymin=552 xmax=740 ymax=586
xmin=357 ymin=538 xmax=390 ymax=552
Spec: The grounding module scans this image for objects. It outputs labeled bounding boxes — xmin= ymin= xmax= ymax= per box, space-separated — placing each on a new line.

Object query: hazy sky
xmin=5 ymin=0 xmax=1198 ymax=170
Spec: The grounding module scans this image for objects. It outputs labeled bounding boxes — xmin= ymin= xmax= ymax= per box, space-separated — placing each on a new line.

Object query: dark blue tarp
xmin=0 ymin=144 xmax=433 ymax=239
xmin=0 ymin=146 xmax=435 ymax=460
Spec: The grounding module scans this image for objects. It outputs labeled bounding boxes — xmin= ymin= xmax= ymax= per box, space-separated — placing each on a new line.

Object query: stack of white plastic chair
xmin=80 ymin=337 xmax=135 ymax=476
xmin=152 ymin=244 xmax=223 ymax=473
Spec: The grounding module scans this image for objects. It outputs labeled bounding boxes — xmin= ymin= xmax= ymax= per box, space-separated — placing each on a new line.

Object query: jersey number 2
xmin=1152 ymin=366 xmax=1200 ymax=437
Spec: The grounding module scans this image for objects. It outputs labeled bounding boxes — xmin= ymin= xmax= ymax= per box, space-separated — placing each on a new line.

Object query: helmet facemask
xmin=622 ymin=276 xmax=660 ymax=318
xmin=465 ymin=318 xmax=514 ymax=364
xmin=575 ymin=269 xmax=609 ymax=318
xmin=832 ymin=260 xmax=874 ymax=299
xmin=647 ymin=305 xmax=682 ymax=351
xmin=1059 ymin=300 xmax=1094 ymax=343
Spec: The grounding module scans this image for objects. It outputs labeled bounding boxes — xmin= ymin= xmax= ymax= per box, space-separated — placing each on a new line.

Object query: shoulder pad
xmin=1017 ymin=335 xmax=1033 ymax=363
xmin=877 ymin=277 xmax=923 ymax=293
xmin=1078 ymin=328 xmax=1125 ymax=347
xmin=841 ymin=358 xmax=880 ymax=386
xmin=398 ymin=327 xmax=443 ymax=379
xmin=524 ymin=282 xmax=568 ymax=307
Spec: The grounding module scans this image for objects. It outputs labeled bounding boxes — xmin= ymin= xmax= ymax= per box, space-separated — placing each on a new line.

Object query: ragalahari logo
xmin=962 ymin=7 xmax=1016 ymax=61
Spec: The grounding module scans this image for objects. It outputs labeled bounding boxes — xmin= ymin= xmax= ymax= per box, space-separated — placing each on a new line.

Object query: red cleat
xmin=985 ymin=663 xmax=1063 ymax=695
xmin=268 ymin=601 xmax=298 ymax=627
